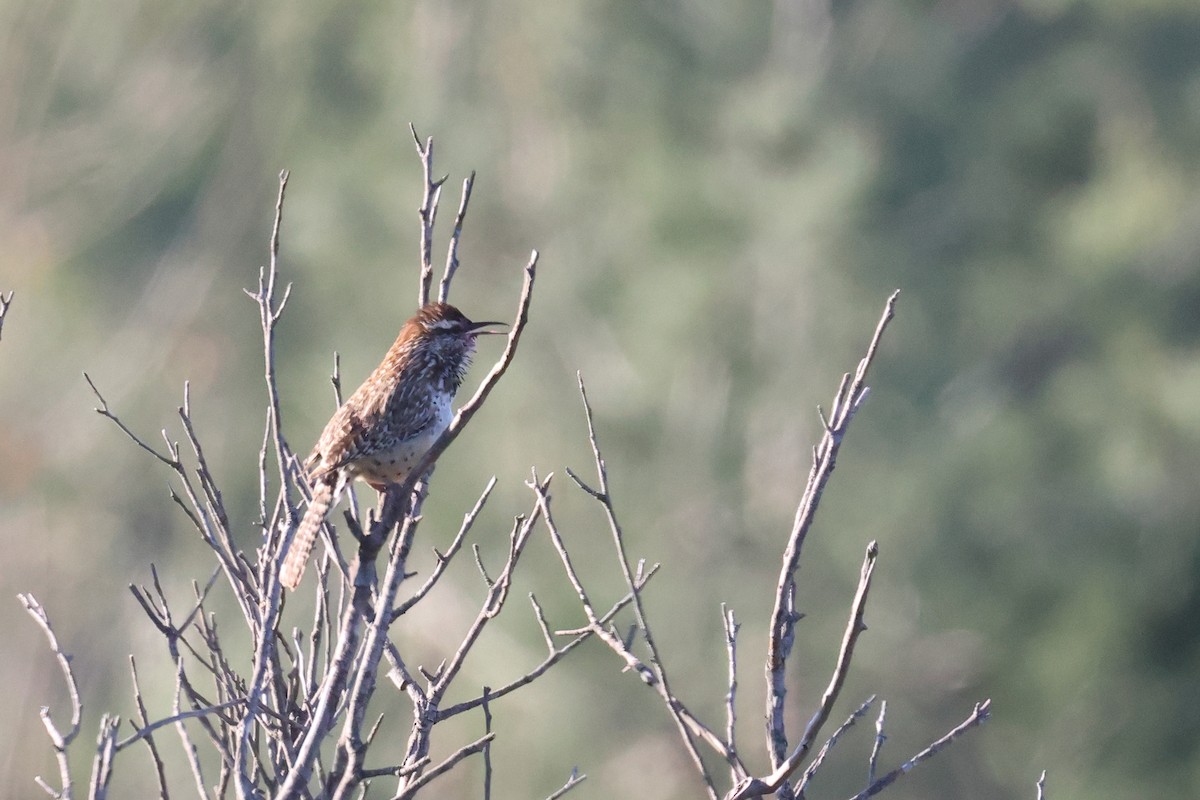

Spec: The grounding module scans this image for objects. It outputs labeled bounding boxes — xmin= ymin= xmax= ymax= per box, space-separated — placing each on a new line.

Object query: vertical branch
xmin=248 ymin=170 xmax=298 ymax=564
xmin=232 ymin=169 xmax=297 ymax=799
xmin=235 ymin=550 xmax=287 ymax=798
xmin=276 ymin=561 xmax=369 ymax=797
xmin=868 ymin=700 xmax=887 ymax=787
xmin=86 ymin=716 xmax=120 ymax=800
xmin=567 ymin=374 xmax=722 ymax=799
xmin=480 ymin=690 xmax=494 ymax=800
xmin=438 ymin=172 xmax=475 ymax=303
xmin=723 ymin=604 xmax=741 ymax=784
xmin=327 ymin=507 xmax=425 ymax=799
xmin=128 ymin=657 xmax=169 ymax=797
xmin=765 ymin=291 xmax=898 ymax=769
xmin=726 ymin=543 xmax=881 ymax=800
xmin=20 ymin=594 xmax=82 ymax=799
xmin=796 ymin=542 xmax=878 ymax=755
xmin=410 ymin=124 xmax=445 ymax=306
xmin=0 ymin=290 xmax=13 ymax=340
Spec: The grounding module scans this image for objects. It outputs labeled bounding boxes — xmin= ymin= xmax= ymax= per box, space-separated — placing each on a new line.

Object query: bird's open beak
xmin=469 ymin=321 xmax=507 ymax=334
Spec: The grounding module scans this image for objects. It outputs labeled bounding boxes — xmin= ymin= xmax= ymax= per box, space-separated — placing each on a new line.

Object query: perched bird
xmin=280 ymin=302 xmax=504 ymax=590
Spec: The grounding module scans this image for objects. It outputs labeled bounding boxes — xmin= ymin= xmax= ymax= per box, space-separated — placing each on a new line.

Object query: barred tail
xmin=281 ymin=479 xmax=334 ymax=590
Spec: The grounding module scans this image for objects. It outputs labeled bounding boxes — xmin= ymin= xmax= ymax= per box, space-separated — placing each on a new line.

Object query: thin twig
xmin=251 ymin=169 xmax=297 ymax=533
xmin=844 ymin=700 xmax=992 ymax=800
xmin=535 ymin=480 xmax=652 ymax=679
xmin=128 ymin=657 xmax=170 ymax=797
xmin=765 ymin=291 xmax=899 ymax=771
xmin=568 ymin=373 xmax=728 ymax=797
xmin=392 ymin=733 xmax=495 ymax=800
xmin=481 ymin=688 xmax=494 ymax=800
xmin=428 ymin=484 xmax=546 ymax=701
xmin=437 ymin=566 xmax=659 ymax=720
xmin=172 ymin=660 xmax=210 ymax=800
xmin=867 ymin=700 xmax=887 ymax=787
xmin=87 ymin=715 xmax=120 ymax=800
xmin=798 ymin=543 xmax=879 ymax=754
xmin=795 ymin=696 xmax=875 ymax=796
xmin=392 ymin=477 xmax=496 ymax=620
xmin=544 ymin=768 xmax=587 ymax=800
xmin=19 ymin=594 xmax=82 ymax=798
xmin=411 ymin=125 xmax=445 ymax=306
xmin=439 ymin=172 xmax=475 ymax=303
xmin=723 ymin=604 xmax=742 ymax=784
xmin=729 ymin=542 xmax=880 ymax=800
xmin=117 ymin=698 xmax=246 ymax=751
xmin=0 ymin=290 xmax=13 ymax=340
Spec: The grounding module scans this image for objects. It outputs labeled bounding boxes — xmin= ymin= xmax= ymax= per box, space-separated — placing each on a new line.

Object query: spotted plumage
xmin=280 ymin=302 xmax=503 ymax=590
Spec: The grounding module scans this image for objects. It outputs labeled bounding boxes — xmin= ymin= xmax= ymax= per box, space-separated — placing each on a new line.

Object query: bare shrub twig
xmin=0 ymin=290 xmax=13 ymax=340
xmin=18 ymin=137 xmax=992 ymax=800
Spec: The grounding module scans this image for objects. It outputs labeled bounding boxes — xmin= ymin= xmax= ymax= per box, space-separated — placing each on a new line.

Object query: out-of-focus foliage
xmin=2 ymin=0 xmax=1199 ymax=798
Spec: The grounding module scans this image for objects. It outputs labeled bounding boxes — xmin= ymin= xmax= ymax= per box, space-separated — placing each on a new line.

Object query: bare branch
xmin=481 ymin=688 xmax=494 ymax=800
xmin=411 ymin=124 xmax=446 ymax=306
xmin=544 ymin=768 xmax=587 ymax=800
xmin=87 ymin=715 xmax=120 ymax=800
xmin=428 ymin=481 xmax=547 ymax=703
xmin=117 ymin=698 xmax=246 ymax=752
xmin=730 ymin=542 xmax=880 ymax=799
xmin=438 ymin=564 xmax=659 ymax=721
xmin=392 ymin=733 xmax=495 ymax=800
xmin=765 ymin=291 xmax=899 ymax=769
xmin=392 ymin=477 xmax=496 ymax=620
xmin=251 ymin=169 xmax=297 ymax=516
xmin=535 ymin=479 xmax=652 ymax=680
xmin=867 ymin=700 xmax=887 ymax=787
xmin=723 ymin=604 xmax=741 ymax=785
xmin=128 ymin=657 xmax=169 ymax=796
xmin=844 ymin=700 xmax=991 ymax=800
xmin=85 ymin=373 xmax=180 ymax=469
xmin=795 ymin=697 xmax=875 ymax=795
xmin=19 ymin=594 xmax=82 ymax=798
xmin=171 ymin=660 xmax=210 ymax=800
xmin=799 ymin=543 xmax=878 ymax=755
xmin=568 ymin=372 xmax=731 ymax=797
xmin=0 ymin=289 xmax=13 ymax=340
xmin=439 ymin=172 xmax=475 ymax=303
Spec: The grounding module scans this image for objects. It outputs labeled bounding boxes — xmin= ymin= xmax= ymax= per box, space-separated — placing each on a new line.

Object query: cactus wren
xmin=280 ymin=302 xmax=503 ymax=590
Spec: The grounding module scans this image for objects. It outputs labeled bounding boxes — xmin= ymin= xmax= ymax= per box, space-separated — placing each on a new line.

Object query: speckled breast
xmin=348 ymin=393 xmax=453 ymax=486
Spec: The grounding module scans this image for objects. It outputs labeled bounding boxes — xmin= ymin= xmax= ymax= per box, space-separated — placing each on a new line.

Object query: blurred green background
xmin=3 ymin=0 xmax=1200 ymax=798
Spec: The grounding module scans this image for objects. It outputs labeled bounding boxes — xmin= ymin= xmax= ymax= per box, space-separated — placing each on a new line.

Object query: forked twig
xmin=728 ymin=543 xmax=880 ymax=800
xmin=544 ymin=767 xmax=587 ymax=799
xmin=0 ymin=290 xmax=14 ymax=340
xmin=845 ymin=700 xmax=992 ymax=800
xmin=412 ymin=124 xmax=446 ymax=307
xmin=765 ymin=291 xmax=898 ymax=771
xmin=795 ymin=696 xmax=875 ymax=794
xmin=19 ymin=594 xmax=82 ymax=798
xmin=565 ymin=372 xmax=739 ymax=798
